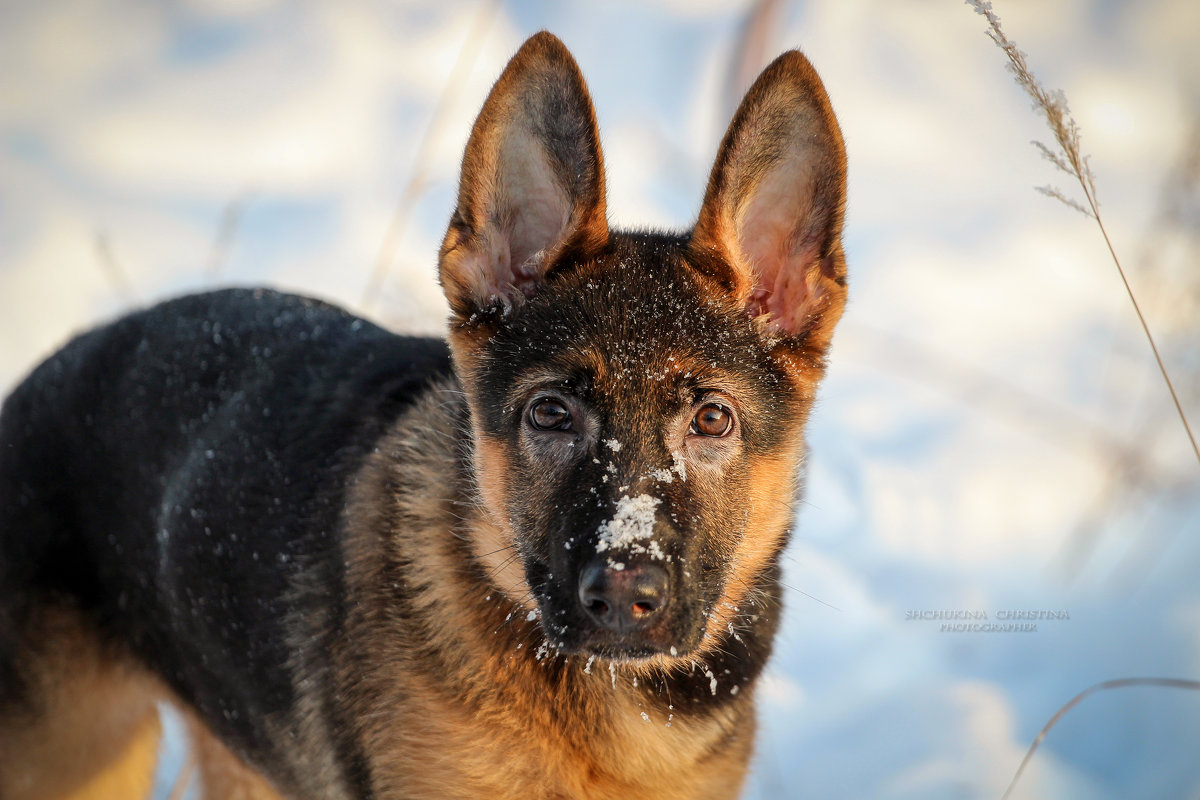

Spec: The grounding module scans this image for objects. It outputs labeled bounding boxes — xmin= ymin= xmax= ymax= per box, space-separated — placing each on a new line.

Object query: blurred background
xmin=3 ymin=0 xmax=1199 ymax=798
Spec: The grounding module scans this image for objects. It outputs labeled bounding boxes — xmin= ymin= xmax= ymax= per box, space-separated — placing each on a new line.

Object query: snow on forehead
xmin=595 ymin=494 xmax=660 ymax=553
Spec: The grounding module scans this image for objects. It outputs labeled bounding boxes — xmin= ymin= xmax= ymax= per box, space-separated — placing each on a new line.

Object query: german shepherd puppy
xmin=0 ymin=32 xmax=847 ymax=800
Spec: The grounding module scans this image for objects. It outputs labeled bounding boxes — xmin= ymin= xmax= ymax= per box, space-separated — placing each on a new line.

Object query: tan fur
xmin=0 ymin=608 xmax=164 ymax=800
xmin=0 ymin=607 xmax=294 ymax=800
xmin=185 ymin=714 xmax=286 ymax=800
xmin=471 ymin=435 xmax=535 ymax=608
xmin=707 ymin=450 xmax=803 ymax=642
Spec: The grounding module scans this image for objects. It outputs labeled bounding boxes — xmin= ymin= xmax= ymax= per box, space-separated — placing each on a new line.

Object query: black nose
xmin=578 ymin=561 xmax=670 ymax=633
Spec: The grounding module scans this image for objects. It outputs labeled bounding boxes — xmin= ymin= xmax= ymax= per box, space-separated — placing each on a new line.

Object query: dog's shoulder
xmin=0 ymin=288 xmax=453 ymax=760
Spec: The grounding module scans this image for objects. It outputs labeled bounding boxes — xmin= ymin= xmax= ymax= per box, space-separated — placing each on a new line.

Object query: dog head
xmin=439 ymin=32 xmax=846 ymax=661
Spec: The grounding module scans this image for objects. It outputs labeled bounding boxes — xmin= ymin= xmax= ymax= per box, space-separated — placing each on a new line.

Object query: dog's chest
xmin=364 ymin=678 xmax=752 ymax=800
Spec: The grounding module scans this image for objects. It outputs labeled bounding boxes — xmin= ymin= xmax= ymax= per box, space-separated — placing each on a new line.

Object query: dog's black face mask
xmin=436 ymin=34 xmax=848 ymax=661
xmin=465 ymin=243 xmax=808 ymax=659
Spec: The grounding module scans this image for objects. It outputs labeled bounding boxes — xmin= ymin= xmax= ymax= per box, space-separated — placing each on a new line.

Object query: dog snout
xmin=578 ymin=560 xmax=670 ymax=633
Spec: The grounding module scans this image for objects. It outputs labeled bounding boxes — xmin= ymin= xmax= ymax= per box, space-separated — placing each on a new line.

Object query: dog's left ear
xmin=690 ymin=51 xmax=847 ymax=353
xmin=439 ymin=32 xmax=608 ymax=319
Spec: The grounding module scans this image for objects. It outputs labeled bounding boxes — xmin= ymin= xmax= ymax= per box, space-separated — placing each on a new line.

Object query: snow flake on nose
xmin=648 ymin=451 xmax=686 ymax=484
xmin=648 ymin=467 xmax=674 ymax=483
xmin=595 ymin=494 xmax=660 ymax=553
xmin=671 ymin=450 xmax=686 ymax=481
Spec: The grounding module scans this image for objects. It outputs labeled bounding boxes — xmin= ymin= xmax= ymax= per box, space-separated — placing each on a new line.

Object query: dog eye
xmin=528 ymin=398 xmax=572 ymax=431
xmin=690 ymin=403 xmax=732 ymax=437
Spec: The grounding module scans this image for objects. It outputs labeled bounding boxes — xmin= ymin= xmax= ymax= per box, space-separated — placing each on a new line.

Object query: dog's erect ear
xmin=690 ymin=51 xmax=847 ymax=350
xmin=439 ymin=32 xmax=608 ymax=318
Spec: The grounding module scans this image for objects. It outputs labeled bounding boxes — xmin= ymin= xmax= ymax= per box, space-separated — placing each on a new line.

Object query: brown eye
xmin=529 ymin=398 xmax=572 ymax=431
xmin=691 ymin=403 xmax=732 ymax=437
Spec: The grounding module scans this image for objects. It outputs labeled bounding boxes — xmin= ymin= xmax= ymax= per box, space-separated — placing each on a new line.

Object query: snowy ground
xmin=4 ymin=1 xmax=1199 ymax=798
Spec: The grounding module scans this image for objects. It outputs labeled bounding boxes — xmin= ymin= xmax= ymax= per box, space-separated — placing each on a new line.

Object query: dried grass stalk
xmin=967 ymin=0 xmax=1199 ymax=466
xmin=999 ymin=677 xmax=1200 ymax=800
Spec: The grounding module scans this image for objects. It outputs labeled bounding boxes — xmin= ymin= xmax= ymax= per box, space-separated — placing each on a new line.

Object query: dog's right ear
xmin=439 ymin=32 xmax=608 ymax=319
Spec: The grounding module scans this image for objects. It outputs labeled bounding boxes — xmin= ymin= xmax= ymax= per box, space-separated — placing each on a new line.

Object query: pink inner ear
xmin=737 ymin=163 xmax=827 ymax=335
xmin=497 ymin=134 xmax=572 ymax=297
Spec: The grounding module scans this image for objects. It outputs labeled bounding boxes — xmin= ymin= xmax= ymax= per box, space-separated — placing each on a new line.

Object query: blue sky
xmin=3 ymin=1 xmax=1199 ymax=797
